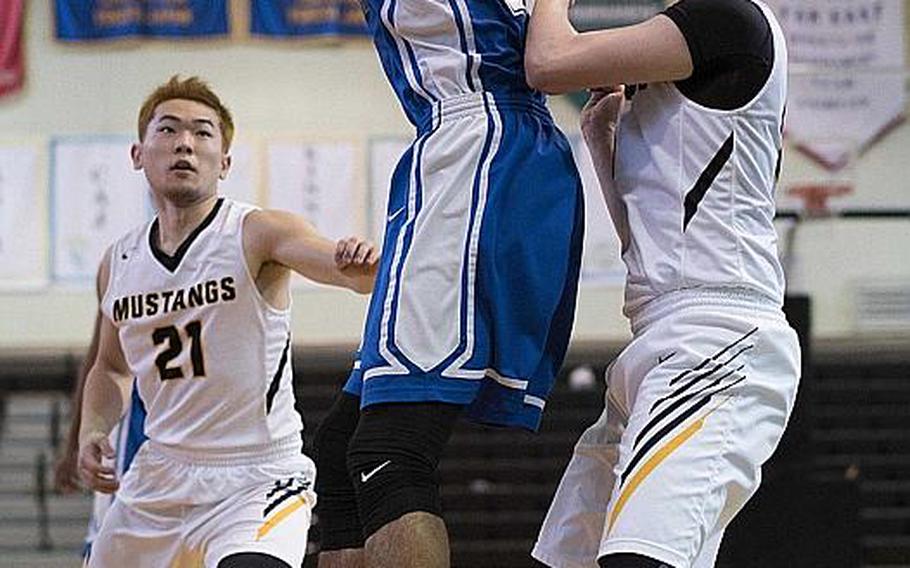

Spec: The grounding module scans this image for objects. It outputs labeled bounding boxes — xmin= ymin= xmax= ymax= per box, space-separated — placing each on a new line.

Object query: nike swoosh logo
xmin=387 ymin=207 xmax=405 ymax=224
xmin=360 ymin=460 xmax=392 ymax=483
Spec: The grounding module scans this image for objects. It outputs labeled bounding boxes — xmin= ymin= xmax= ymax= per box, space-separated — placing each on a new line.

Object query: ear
xmin=130 ymin=143 xmax=142 ymax=171
xmin=219 ymin=153 xmax=232 ymax=180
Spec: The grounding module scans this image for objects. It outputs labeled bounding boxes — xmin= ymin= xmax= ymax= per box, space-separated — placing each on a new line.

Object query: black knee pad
xmin=217 ymin=552 xmax=291 ymax=568
xmin=346 ymin=402 xmax=462 ymax=540
xmin=598 ymin=553 xmax=673 ymax=568
xmin=313 ymin=391 xmax=364 ymax=551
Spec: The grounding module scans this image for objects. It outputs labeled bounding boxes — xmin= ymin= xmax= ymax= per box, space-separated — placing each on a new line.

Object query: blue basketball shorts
xmin=345 ymin=91 xmax=584 ymax=431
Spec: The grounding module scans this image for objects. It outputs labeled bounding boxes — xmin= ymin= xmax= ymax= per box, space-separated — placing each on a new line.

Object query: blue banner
xmin=251 ymin=0 xmax=368 ymax=38
xmin=55 ymin=0 xmax=229 ymax=41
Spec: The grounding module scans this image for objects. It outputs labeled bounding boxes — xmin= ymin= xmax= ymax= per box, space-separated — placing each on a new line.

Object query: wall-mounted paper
xmin=0 ymin=146 xmax=45 ymax=288
xmin=266 ymin=141 xmax=359 ymax=288
xmin=51 ymin=137 xmax=150 ymax=283
xmin=220 ymin=142 xmax=259 ymax=205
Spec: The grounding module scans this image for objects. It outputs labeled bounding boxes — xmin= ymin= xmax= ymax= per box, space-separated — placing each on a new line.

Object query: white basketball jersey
xmin=609 ymin=0 xmax=787 ymax=318
xmin=101 ymin=198 xmax=303 ymax=453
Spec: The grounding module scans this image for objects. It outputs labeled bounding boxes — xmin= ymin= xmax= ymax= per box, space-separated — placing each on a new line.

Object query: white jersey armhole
xmin=237 ymin=205 xmax=293 ymax=316
xmin=99 ymin=241 xmax=120 ymax=324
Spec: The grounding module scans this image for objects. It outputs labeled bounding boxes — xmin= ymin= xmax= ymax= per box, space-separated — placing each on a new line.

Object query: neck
xmin=154 ymin=194 xmax=219 ymax=255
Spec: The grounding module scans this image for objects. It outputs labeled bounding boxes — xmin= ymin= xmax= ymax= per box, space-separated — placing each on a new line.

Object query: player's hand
xmin=53 ymin=446 xmax=82 ymax=494
xmin=580 ymin=85 xmax=625 ymax=149
xmin=78 ymin=432 xmax=119 ymax=494
xmin=335 ymin=237 xmax=379 ymax=273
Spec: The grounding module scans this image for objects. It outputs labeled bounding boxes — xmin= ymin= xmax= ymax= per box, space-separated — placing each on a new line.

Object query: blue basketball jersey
xmin=360 ymin=0 xmax=542 ymax=128
xmin=349 ymin=0 xmax=584 ymax=430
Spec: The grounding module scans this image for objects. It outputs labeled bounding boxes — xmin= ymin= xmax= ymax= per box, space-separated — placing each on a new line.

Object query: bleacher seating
xmin=1 ymin=352 xmax=908 ymax=567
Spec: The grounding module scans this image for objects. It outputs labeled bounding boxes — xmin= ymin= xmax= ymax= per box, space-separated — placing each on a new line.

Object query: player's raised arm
xmin=78 ymin=251 xmax=134 ymax=494
xmin=243 ymin=209 xmax=378 ymax=294
xmin=525 ymin=0 xmax=691 ymax=94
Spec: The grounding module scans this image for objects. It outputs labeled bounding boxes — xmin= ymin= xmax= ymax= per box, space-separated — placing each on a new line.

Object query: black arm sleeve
xmin=662 ymin=0 xmax=774 ymax=110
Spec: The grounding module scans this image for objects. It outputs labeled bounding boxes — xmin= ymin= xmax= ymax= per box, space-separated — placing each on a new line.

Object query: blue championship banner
xmin=55 ymin=0 xmax=229 ymax=41
xmin=251 ymin=0 xmax=368 ymax=38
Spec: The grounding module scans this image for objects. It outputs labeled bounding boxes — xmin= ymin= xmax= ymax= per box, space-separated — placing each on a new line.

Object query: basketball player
xmin=77 ymin=75 xmax=379 ymax=568
xmin=54 ymin=263 xmax=147 ymax=562
xmin=525 ymin=1 xmax=801 ymax=567
xmin=313 ymin=0 xmax=585 ymax=565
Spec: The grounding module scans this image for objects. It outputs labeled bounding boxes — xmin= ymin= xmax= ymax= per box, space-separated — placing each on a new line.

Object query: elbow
xmin=525 ymin=51 xmax=558 ymax=94
xmin=525 ymin=50 xmax=569 ymax=95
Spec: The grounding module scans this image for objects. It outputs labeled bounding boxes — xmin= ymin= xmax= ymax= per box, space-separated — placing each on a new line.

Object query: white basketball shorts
xmin=88 ymin=435 xmax=316 ymax=568
xmin=533 ymin=290 xmax=801 ymax=568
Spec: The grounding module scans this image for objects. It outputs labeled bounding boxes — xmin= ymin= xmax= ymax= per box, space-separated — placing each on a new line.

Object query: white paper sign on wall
xmin=51 ymin=136 xmax=150 ymax=284
xmin=266 ymin=141 xmax=360 ymax=289
xmin=0 ymin=145 xmax=45 ymax=289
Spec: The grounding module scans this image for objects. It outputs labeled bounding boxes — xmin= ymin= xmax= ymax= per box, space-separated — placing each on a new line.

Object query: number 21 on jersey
xmin=152 ymin=321 xmax=206 ymax=380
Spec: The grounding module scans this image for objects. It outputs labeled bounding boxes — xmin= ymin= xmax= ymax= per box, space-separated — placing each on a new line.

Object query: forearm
xmin=65 ymin=342 xmax=96 ymax=454
xmin=78 ymin=368 xmax=130 ymax=447
xmin=527 ymin=7 xmax=693 ymax=94
xmin=583 ymin=129 xmax=617 ymax=196
xmin=282 ymin=238 xmax=372 ymax=293
xmin=64 ymin=372 xmax=86 ymax=455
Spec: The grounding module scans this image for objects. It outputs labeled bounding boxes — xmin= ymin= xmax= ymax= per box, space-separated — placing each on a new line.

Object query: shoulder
xmin=662 ymin=0 xmax=776 ymax=110
xmin=104 ymin=221 xmax=148 ymax=280
xmin=663 ymin=0 xmax=773 ymax=65
xmin=243 ymin=208 xmax=303 ymax=239
xmin=97 ymin=246 xmax=113 ymax=300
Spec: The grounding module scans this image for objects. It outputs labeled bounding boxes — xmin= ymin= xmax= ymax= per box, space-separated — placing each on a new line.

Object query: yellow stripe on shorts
xmin=257 ymin=496 xmax=307 ymax=540
xmin=607 ymin=415 xmax=706 ymax=533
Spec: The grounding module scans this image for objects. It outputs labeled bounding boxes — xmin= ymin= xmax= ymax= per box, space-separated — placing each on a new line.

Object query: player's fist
xmin=335 ymin=236 xmax=379 ymax=294
xmin=78 ymin=431 xmax=119 ymax=494
xmin=335 ymin=237 xmax=379 ymax=270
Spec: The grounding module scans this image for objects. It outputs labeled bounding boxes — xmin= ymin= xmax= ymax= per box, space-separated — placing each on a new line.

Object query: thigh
xmin=87 ymin=499 xmax=188 ymax=568
xmin=204 ymin=475 xmax=315 ymax=568
xmin=601 ymin=309 xmax=800 ymax=567
xmin=533 ymin=390 xmax=625 ymax=568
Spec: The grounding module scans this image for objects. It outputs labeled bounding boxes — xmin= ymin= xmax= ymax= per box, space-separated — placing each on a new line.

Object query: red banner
xmin=0 ymin=0 xmax=24 ymax=98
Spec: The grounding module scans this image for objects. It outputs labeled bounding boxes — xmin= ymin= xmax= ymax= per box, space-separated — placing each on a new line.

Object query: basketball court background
xmin=0 ymin=0 xmax=908 ymax=566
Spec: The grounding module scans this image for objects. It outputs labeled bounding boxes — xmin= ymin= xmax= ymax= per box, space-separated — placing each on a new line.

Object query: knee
xmin=217 ymin=552 xmax=291 ymax=568
xmin=598 ymin=552 xmax=673 ymax=568
xmin=345 ymin=403 xmax=460 ymax=539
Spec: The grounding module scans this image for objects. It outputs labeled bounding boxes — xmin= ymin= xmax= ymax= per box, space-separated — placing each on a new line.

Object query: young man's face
xmin=132 ymin=98 xmax=231 ymax=205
